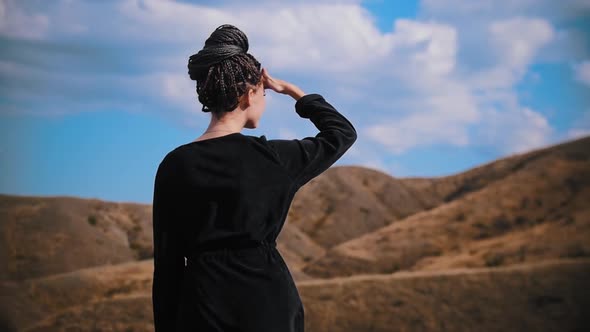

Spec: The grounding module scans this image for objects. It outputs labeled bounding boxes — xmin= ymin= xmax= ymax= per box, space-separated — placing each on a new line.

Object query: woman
xmin=152 ymin=24 xmax=357 ymax=331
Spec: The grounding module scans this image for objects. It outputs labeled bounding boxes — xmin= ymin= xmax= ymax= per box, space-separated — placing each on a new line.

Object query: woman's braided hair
xmin=188 ymin=24 xmax=262 ymax=117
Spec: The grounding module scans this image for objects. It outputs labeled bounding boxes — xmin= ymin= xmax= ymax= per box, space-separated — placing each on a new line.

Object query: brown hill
xmin=0 ymin=259 xmax=154 ymax=331
xmin=286 ymin=166 xmax=438 ymax=248
xmin=8 ymin=137 xmax=587 ymax=282
xmin=302 ymin=136 xmax=590 ymax=278
xmin=0 ymin=194 xmax=319 ymax=281
xmin=0 ymin=195 xmax=153 ymax=280
xmin=1 ymin=258 xmax=587 ymax=331
xmin=276 ymin=222 xmax=325 ymax=280
xmin=285 ymin=137 xmax=590 ymax=251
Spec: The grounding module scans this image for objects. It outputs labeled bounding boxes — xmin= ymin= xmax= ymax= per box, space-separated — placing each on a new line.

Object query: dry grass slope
xmin=302 ymin=136 xmax=590 ymax=278
xmin=0 ymin=195 xmax=153 ymax=280
xmin=1 ymin=259 xmax=587 ymax=331
xmin=287 ymin=166 xmax=439 ymax=249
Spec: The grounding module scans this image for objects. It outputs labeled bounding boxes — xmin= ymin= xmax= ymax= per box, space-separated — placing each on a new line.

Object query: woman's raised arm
xmin=262 ymin=69 xmax=357 ymax=188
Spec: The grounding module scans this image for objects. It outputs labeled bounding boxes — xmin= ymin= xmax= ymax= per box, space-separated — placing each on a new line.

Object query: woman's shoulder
xmin=162 ymin=133 xmax=287 ymax=159
xmin=162 ymin=133 xmax=272 ymax=160
xmin=240 ymin=134 xmax=288 ymax=163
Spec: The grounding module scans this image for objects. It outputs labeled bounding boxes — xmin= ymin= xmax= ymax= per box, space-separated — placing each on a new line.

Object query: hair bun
xmin=206 ymin=24 xmax=249 ymax=53
xmin=186 ymin=24 xmax=261 ymax=114
xmin=188 ymin=24 xmax=250 ymax=80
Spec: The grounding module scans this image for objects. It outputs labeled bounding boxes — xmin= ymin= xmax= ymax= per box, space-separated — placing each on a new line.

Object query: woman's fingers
xmin=262 ymin=69 xmax=276 ymax=86
xmin=262 ymin=67 xmax=297 ymax=96
xmin=261 ymin=67 xmax=283 ymax=92
xmin=261 ymin=69 xmax=271 ymax=88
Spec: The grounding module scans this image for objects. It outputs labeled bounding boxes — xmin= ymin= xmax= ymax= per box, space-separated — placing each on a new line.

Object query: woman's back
xmin=159 ymin=132 xmax=296 ymax=249
xmin=154 ymin=93 xmax=356 ymax=255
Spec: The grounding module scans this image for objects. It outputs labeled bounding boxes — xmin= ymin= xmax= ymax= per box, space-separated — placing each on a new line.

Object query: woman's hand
xmin=261 ymin=68 xmax=286 ymax=93
xmin=261 ymin=68 xmax=305 ymax=101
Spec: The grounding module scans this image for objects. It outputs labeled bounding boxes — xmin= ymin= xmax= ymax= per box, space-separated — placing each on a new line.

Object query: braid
xmin=187 ymin=25 xmax=262 ymax=116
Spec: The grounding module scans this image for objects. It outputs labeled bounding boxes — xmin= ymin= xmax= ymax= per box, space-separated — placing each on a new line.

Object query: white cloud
xmin=476 ymin=106 xmax=553 ymax=154
xmin=278 ymin=127 xmax=297 ymax=140
xmin=366 ymin=112 xmax=470 ymax=154
xmin=573 ymin=60 xmax=590 ymax=86
xmin=106 ymin=2 xmax=561 ymax=158
xmin=388 ymin=19 xmax=458 ymax=77
xmin=0 ymin=0 xmax=577 ymax=167
xmin=0 ymin=0 xmax=49 ymax=39
xmin=115 ymin=0 xmax=392 ymax=74
xmin=362 ymin=14 xmax=554 ymax=155
xmin=419 ymin=0 xmax=587 ymax=64
xmin=568 ymin=128 xmax=590 ymax=139
xmin=339 ymin=143 xmax=394 ymax=175
xmin=364 ymin=75 xmax=479 ymax=154
xmin=489 ymin=17 xmax=554 ymax=70
xmin=421 ymin=0 xmax=590 ymax=21
xmin=117 ymin=0 xmax=231 ymax=42
xmin=565 ymin=110 xmax=590 ymax=140
xmin=462 ymin=17 xmax=554 ymax=91
xmin=358 ymin=158 xmax=391 ymax=175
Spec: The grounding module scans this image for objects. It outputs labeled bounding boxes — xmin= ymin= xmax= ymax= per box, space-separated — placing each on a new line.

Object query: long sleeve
xmin=152 ymin=155 xmax=185 ymax=331
xmin=267 ymin=93 xmax=357 ymax=188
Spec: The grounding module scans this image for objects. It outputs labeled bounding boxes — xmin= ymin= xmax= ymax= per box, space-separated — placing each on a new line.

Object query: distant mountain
xmin=301 ymin=136 xmax=590 ymax=278
xmin=0 ymin=195 xmax=153 ymax=280
xmin=286 ymin=166 xmax=436 ymax=249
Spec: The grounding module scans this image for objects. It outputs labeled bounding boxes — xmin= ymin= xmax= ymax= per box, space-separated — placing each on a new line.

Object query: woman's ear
xmin=239 ymin=89 xmax=253 ymax=110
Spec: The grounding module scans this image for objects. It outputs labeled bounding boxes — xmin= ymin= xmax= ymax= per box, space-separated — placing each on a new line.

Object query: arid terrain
xmin=1 ymin=135 xmax=589 ymax=331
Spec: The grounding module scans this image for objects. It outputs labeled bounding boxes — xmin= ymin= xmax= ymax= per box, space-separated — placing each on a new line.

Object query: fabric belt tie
xmin=197 ymin=239 xmax=276 ymax=252
xmin=185 ymin=239 xmax=277 ymax=265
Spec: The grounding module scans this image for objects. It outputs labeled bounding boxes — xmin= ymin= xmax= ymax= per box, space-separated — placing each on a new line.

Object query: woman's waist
xmin=189 ymin=237 xmax=277 ymax=256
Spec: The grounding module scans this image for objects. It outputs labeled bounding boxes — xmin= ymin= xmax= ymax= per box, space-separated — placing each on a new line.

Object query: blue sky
xmin=1 ymin=0 xmax=589 ymax=204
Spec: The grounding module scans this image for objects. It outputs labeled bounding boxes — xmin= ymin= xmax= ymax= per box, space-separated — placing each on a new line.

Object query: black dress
xmin=152 ymin=93 xmax=357 ymax=331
